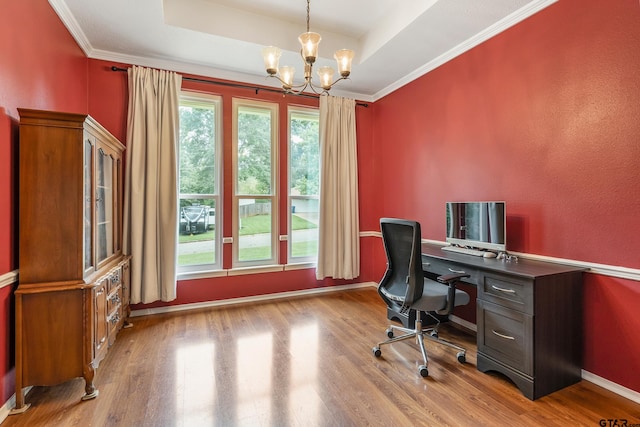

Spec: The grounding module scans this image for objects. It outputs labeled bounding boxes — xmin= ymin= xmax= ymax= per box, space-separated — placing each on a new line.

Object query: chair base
xmin=373 ymin=312 xmax=466 ymax=377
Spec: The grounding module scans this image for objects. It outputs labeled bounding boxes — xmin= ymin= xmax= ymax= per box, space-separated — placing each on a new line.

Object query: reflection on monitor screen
xmin=446 ymin=202 xmax=506 ymax=252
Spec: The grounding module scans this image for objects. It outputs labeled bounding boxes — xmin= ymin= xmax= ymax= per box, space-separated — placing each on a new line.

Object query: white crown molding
xmin=48 ymin=0 xmax=93 ymax=56
xmin=89 ymin=49 xmax=375 ymax=103
xmin=371 ymin=0 xmax=558 ymax=100
xmin=49 ymin=0 xmax=555 ymax=103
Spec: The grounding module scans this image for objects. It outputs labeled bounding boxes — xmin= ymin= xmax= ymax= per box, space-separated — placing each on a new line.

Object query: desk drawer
xmin=478 ymin=300 xmax=533 ymax=376
xmin=422 ymin=257 xmax=479 ymax=285
xmin=480 ymin=273 xmax=533 ymax=314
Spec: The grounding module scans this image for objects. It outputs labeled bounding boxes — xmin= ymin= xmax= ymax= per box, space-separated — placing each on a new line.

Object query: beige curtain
xmin=316 ymin=96 xmax=360 ymax=280
xmin=123 ymin=65 xmax=182 ymax=303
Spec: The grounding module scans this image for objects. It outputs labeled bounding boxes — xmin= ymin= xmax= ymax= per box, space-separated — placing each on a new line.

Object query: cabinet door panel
xmin=84 ymin=135 xmax=95 ymax=274
xmin=96 ymin=148 xmax=114 ymax=265
xmin=94 ymin=281 xmax=108 ymax=357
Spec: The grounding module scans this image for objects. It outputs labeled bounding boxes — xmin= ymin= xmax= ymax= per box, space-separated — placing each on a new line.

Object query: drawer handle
xmin=491 ymin=285 xmax=516 ymax=294
xmin=492 ymin=330 xmax=515 ymax=340
xmin=448 ymin=268 xmax=466 ymax=274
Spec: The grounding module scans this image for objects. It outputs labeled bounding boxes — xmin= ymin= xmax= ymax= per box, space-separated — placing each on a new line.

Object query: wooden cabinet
xmin=14 ymin=109 xmax=130 ymax=411
xmin=422 ymin=244 xmax=584 ymax=400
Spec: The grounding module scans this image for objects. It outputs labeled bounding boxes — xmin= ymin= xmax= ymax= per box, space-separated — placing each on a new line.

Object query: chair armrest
xmin=435 ymin=272 xmax=470 ymax=315
xmin=436 ymin=272 xmax=470 ymax=283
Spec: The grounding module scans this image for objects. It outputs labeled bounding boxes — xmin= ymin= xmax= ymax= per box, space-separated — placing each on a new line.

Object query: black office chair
xmin=372 ymin=218 xmax=471 ymax=377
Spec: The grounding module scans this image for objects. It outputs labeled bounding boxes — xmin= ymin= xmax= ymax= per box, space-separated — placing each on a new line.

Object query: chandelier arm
xmin=267 ymin=75 xmax=308 ymax=90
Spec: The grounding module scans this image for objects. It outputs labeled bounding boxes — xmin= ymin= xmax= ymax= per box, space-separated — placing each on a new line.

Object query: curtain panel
xmin=316 ymin=96 xmax=360 ymax=280
xmin=123 ymin=65 xmax=182 ymax=303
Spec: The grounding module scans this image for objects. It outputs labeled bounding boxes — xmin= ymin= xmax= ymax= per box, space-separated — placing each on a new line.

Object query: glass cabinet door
xmin=96 ymin=148 xmax=114 ymax=265
xmin=84 ymin=136 xmax=95 ymax=273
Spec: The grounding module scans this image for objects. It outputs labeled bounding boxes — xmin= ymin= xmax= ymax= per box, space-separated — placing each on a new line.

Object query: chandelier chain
xmin=306 ymin=0 xmax=310 ymax=33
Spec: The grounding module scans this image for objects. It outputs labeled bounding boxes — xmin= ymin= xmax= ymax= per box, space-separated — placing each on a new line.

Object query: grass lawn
xmin=179 ymin=214 xmax=318 ymax=265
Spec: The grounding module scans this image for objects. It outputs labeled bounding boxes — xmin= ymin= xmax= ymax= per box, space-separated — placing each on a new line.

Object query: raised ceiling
xmin=50 ymin=0 xmax=557 ymax=102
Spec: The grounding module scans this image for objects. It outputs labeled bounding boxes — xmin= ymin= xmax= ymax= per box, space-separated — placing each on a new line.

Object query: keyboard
xmin=441 ymin=246 xmax=487 ymax=257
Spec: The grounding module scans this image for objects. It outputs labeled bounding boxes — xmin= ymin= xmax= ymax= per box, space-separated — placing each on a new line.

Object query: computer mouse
xmin=483 ymin=252 xmax=497 ymax=258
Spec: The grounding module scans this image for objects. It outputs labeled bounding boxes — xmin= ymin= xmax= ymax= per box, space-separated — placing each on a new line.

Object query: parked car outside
xmin=179 ymin=205 xmax=209 ymax=234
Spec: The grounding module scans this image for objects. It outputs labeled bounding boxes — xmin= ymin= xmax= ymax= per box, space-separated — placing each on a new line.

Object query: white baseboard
xmin=131 ymin=281 xmax=378 ymax=317
xmin=582 ymin=370 xmax=640 ymax=404
xmin=0 ymin=387 xmax=33 ymax=423
xmin=449 ymin=314 xmax=477 ymax=333
xmin=0 ymin=393 xmax=14 ymax=423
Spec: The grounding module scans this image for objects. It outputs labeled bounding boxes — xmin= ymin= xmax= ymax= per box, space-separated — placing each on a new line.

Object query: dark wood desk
xmin=422 ymin=243 xmax=584 ymax=400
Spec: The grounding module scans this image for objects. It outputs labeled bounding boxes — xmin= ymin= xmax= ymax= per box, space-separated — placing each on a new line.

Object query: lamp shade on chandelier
xmin=261 ymin=0 xmax=354 ymax=94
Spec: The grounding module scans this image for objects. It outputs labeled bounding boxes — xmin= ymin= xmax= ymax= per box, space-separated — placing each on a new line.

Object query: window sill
xmin=284 ymin=262 xmax=316 ymax=271
xmin=227 ymin=265 xmax=283 ymax=276
xmin=177 ymin=269 xmax=228 ymax=281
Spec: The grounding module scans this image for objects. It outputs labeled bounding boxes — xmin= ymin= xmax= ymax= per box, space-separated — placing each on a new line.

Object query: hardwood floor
xmin=4 ymin=288 xmax=640 ymax=426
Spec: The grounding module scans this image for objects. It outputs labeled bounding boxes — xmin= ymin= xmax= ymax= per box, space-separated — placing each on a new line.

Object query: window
xmin=177 ymin=92 xmax=222 ymax=273
xmin=288 ymin=107 xmax=319 ymax=263
xmin=232 ymin=99 xmax=278 ymax=267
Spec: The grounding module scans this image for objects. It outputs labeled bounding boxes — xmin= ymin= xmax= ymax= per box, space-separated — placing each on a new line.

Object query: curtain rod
xmin=110 ymin=66 xmax=368 ymax=107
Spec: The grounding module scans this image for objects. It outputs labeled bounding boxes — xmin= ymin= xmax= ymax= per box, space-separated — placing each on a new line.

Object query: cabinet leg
xmin=9 ymin=388 xmax=31 ymax=415
xmin=82 ymin=365 xmax=99 ymax=401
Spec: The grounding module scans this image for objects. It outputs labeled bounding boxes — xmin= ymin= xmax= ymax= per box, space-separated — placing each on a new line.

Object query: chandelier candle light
xmin=262 ymin=0 xmax=355 ymax=94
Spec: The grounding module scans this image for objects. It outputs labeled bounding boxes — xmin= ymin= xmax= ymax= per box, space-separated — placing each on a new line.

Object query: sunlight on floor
xmin=174 ymin=322 xmax=323 ymax=425
xmin=289 ymin=323 xmax=320 ymax=425
xmin=175 ymin=342 xmax=216 ymax=425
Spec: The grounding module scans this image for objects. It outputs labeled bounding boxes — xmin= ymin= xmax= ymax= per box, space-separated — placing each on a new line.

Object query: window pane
xmin=291 ymin=198 xmax=318 ymax=258
xmin=237 ymin=107 xmax=272 ymax=195
xmin=238 ymin=200 xmax=272 ymax=262
xmin=289 ymin=108 xmax=319 ymax=262
xmin=179 ymin=105 xmax=216 ymax=195
xmin=178 ymin=199 xmax=216 ymax=266
xmin=178 ymin=93 xmax=221 ymax=273
xmin=290 ymin=113 xmax=319 ymax=196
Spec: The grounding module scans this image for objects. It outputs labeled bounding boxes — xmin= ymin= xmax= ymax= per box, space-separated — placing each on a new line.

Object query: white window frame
xmin=177 ymin=91 xmax=223 ymax=275
xmin=232 ymin=98 xmax=278 ymax=268
xmin=288 ymin=106 xmax=320 ymax=264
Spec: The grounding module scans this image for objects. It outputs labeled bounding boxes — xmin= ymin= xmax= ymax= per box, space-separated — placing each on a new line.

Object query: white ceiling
xmin=50 ymin=0 xmax=557 ymax=102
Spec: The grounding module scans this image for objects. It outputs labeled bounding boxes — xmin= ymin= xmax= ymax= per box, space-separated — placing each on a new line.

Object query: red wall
xmin=371 ymin=0 xmax=640 ymax=392
xmin=0 ymin=0 xmax=88 ymax=406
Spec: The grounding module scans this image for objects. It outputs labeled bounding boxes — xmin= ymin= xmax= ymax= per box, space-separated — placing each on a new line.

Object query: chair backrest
xmin=378 ymin=218 xmax=424 ymax=310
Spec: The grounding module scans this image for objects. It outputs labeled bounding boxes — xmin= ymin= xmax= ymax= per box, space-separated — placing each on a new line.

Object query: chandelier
xmin=261 ymin=0 xmax=354 ymax=95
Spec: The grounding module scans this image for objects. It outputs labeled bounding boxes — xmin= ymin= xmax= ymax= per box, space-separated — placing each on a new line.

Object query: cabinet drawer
xmin=107 ymin=287 xmax=122 ymax=314
xmin=107 ymin=309 xmax=121 ymax=347
xmin=480 ymin=273 xmax=533 ymax=314
xmin=106 ymin=268 xmax=121 ymax=293
xmin=422 ymin=257 xmax=479 ymax=285
xmin=477 ymin=300 xmax=533 ymax=376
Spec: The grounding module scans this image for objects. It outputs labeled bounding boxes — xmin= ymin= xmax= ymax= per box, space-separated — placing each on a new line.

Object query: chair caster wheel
xmin=418 ymin=365 xmax=429 ymax=377
xmin=386 ymin=328 xmax=394 ymax=338
xmin=430 ymin=330 xmax=438 ymax=339
xmin=457 ymin=351 xmax=466 ymax=364
xmin=373 ymin=347 xmax=381 ymax=357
